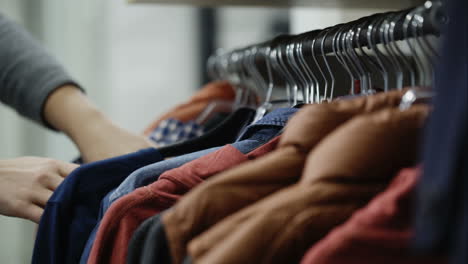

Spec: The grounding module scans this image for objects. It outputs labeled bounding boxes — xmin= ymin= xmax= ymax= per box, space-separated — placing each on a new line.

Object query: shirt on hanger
xmin=108 ymin=146 xmax=221 ymax=211
xmin=235 ymin=107 xmax=299 ymax=141
xmin=78 ymin=108 xmax=296 ymax=264
xmin=87 ymin=136 xmax=280 ymax=264
xmin=188 ymin=106 xmax=428 ymax=264
xmin=137 ymin=213 xmax=171 ymax=264
xmin=143 ymin=81 xmax=236 ymax=136
xmin=32 ymin=148 xmax=163 ymax=264
xmin=162 ymin=90 xmax=406 ymax=264
xmin=301 ymin=167 xmax=447 ymax=264
xmin=149 ymin=118 xmax=205 ymax=147
xmin=110 ymin=107 xmax=297 ymax=209
xmin=126 ymin=213 xmax=165 ymax=264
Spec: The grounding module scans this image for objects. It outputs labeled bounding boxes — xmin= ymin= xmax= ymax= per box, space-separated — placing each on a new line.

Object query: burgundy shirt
xmin=301 ymin=167 xmax=447 ymax=264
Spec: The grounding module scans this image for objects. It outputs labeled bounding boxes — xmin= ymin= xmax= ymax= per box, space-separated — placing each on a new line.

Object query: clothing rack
xmin=244 ymin=5 xmax=440 ymax=53
xmin=209 ymin=2 xmax=444 ymax=75
xmin=207 ymin=2 xmax=444 ymax=103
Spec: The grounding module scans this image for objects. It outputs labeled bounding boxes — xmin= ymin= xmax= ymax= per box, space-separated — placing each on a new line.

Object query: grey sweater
xmin=0 ymin=13 xmax=81 ymax=128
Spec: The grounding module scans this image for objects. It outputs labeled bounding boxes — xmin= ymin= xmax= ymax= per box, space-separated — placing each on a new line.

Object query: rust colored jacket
xmin=163 ymin=90 xmax=406 ymax=264
xmin=188 ymin=105 xmax=428 ymax=264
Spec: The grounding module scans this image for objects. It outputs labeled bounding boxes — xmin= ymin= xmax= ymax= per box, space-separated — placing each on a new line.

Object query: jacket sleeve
xmin=0 ymin=12 xmax=83 ymax=129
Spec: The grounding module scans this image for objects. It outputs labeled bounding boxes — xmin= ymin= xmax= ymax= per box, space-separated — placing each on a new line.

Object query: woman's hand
xmin=0 ymin=157 xmax=78 ymax=223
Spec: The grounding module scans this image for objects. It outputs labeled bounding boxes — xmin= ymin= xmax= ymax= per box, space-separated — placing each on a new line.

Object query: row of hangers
xmin=206 ymin=0 xmax=446 ymax=117
xmin=157 ymin=0 xmax=446 ymax=158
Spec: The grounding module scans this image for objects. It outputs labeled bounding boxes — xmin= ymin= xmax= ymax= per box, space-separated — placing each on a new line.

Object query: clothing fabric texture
xmin=140 ymin=213 xmax=172 ymax=264
xmin=79 ymin=108 xmax=295 ymax=264
xmin=112 ymin=107 xmax=295 ymax=209
xmin=87 ymin=137 xmax=280 ymax=264
xmin=79 ymin=145 xmax=223 ymax=264
xmin=126 ymin=213 xmax=165 ymax=264
xmin=32 ymin=148 xmax=163 ymax=264
xmin=156 ymin=107 xmax=255 ymax=158
xmin=187 ymin=105 xmax=428 ymax=264
xmin=162 ymin=90 xmax=406 ymax=264
xmin=413 ymin=0 xmax=468 ymax=262
xmin=79 ymin=135 xmax=268 ymax=264
xmin=301 ymin=167 xmax=447 ymax=264
xmin=143 ymin=81 xmax=236 ymax=136
xmin=108 ymin=147 xmax=217 ymax=213
xmin=149 ymin=118 xmax=205 ymax=147
xmin=122 ymin=108 xmax=299 ymax=263
xmin=0 ymin=13 xmax=81 ymax=127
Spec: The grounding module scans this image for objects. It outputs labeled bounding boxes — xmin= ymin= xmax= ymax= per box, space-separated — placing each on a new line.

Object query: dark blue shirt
xmin=32 ymin=148 xmax=164 ymax=264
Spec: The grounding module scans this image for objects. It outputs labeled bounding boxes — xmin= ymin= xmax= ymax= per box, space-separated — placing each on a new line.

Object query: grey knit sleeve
xmin=0 ymin=13 xmax=83 ymax=129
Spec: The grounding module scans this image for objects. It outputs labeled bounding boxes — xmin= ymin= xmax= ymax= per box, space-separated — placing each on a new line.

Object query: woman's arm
xmin=44 ymin=85 xmax=154 ymax=163
xmin=0 ymin=13 xmax=154 ymax=223
xmin=0 ymin=13 xmax=80 ymax=127
xmin=0 ymin=13 xmax=153 ymax=162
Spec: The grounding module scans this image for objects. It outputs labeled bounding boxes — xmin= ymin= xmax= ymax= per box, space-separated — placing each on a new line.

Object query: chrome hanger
xmin=380 ymin=13 xmax=404 ymax=90
xmin=339 ymin=24 xmax=362 ymax=95
xmin=296 ymin=36 xmax=313 ymax=103
xmin=403 ymin=8 xmax=427 ymax=87
xmin=346 ymin=24 xmax=371 ymax=94
xmin=269 ymin=44 xmax=293 ymax=106
xmin=399 ymin=4 xmax=439 ymax=110
xmin=319 ymin=28 xmax=336 ymax=101
xmin=311 ymin=30 xmax=331 ymax=102
xmin=332 ymin=26 xmax=356 ymax=95
xmin=286 ymin=37 xmax=310 ymax=104
xmin=353 ymin=22 xmax=376 ymax=94
xmin=383 ymin=13 xmax=406 ymax=89
xmin=277 ymin=44 xmax=300 ymax=105
xmin=367 ymin=16 xmax=392 ymax=91
xmin=388 ymin=12 xmax=417 ymax=88
xmin=297 ymin=31 xmax=321 ymax=103
xmin=356 ymin=19 xmax=386 ymax=92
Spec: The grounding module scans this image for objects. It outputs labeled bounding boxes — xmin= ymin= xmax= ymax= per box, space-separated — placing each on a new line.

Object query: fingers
xmin=43 ymin=174 xmax=64 ymax=191
xmin=57 ymin=162 xmax=79 ymax=178
xmin=0 ymin=157 xmax=80 ymax=224
xmin=31 ymin=187 xmax=54 ymax=207
xmin=23 ymin=204 xmax=44 ymax=223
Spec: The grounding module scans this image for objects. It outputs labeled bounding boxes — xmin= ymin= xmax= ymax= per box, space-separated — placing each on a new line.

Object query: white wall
xmin=0 ymin=1 xmax=197 ymax=262
xmin=216 ymin=7 xmax=287 ymax=50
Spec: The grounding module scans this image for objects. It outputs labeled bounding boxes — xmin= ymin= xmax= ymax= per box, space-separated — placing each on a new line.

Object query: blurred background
xmin=0 ymin=0 xmax=385 ymax=262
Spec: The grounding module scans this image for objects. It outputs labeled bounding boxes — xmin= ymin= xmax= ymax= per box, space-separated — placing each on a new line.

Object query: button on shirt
xmin=32 ymin=148 xmax=163 ymax=264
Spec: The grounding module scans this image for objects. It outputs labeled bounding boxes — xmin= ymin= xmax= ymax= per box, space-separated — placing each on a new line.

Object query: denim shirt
xmin=109 ymin=107 xmax=297 ymax=212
